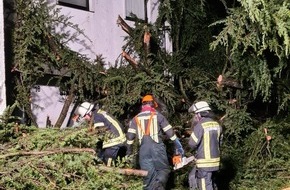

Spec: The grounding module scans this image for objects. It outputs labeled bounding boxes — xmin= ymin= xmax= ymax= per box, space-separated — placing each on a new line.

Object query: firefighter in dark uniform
xmin=75 ymin=102 xmax=126 ymax=166
xmin=126 ymin=95 xmax=184 ymax=190
xmin=188 ymin=101 xmax=222 ymax=190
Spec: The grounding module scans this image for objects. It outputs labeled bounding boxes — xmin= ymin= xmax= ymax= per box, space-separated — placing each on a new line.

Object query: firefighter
xmin=188 ymin=101 xmax=222 ymax=190
xmin=126 ymin=94 xmax=184 ymax=190
xmin=75 ymin=102 xmax=126 ymax=166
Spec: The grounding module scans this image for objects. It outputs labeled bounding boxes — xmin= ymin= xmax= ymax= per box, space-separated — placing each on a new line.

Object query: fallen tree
xmin=0 ymin=148 xmax=96 ymax=159
xmin=0 ymin=126 xmax=143 ymax=189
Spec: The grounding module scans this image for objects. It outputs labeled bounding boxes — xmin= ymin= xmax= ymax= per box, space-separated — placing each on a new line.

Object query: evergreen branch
xmin=0 ymin=148 xmax=96 ymax=159
xmin=28 ymin=163 xmax=57 ymax=189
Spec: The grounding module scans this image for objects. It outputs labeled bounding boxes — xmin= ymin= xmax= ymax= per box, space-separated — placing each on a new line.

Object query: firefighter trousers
xmin=189 ymin=167 xmax=218 ymax=190
xmin=139 ymin=136 xmax=170 ymax=190
xmin=97 ymin=145 xmax=126 ymax=166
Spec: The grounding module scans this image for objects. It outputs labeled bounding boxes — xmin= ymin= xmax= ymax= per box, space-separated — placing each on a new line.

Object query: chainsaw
xmin=172 ymin=154 xmax=196 ymax=170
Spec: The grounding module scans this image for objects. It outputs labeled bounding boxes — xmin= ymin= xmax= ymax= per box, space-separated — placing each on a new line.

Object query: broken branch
xmin=97 ymin=165 xmax=148 ymax=177
xmin=217 ymin=75 xmax=243 ymax=89
xmin=122 ymin=51 xmax=138 ymax=68
xmin=117 ymin=15 xmax=133 ymax=35
xmin=0 ymin=148 xmax=96 ymax=159
xmin=122 ymin=51 xmax=152 ymax=76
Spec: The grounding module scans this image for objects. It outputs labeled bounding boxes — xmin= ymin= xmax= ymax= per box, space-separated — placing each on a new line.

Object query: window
xmin=125 ymin=0 xmax=147 ymax=21
xmin=58 ymin=0 xmax=90 ymax=11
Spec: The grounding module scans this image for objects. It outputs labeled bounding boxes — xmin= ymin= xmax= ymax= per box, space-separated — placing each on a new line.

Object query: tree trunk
xmin=54 ymin=85 xmax=75 ymax=128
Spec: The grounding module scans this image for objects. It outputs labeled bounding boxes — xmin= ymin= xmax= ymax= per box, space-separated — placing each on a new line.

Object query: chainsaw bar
xmin=173 ymin=156 xmax=196 ymax=170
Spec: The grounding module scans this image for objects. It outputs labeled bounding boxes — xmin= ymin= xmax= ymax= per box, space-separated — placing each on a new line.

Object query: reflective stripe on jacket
xmin=188 ymin=118 xmax=222 ymax=171
xmin=93 ymin=109 xmax=126 ymax=148
xmin=126 ymin=110 xmax=177 ymax=145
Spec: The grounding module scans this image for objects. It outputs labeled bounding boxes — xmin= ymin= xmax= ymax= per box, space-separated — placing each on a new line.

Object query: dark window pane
xmin=58 ymin=0 xmax=89 ymax=11
xmin=125 ymin=0 xmax=145 ymax=20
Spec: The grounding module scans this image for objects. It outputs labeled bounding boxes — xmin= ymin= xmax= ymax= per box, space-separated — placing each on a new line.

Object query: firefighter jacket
xmin=188 ymin=117 xmax=222 ymax=171
xmin=93 ymin=109 xmax=126 ymax=149
xmin=126 ymin=109 xmax=177 ymax=148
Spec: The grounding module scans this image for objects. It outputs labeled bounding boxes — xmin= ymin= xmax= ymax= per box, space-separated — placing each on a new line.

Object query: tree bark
xmin=217 ymin=75 xmax=243 ymax=89
xmin=55 ymin=84 xmax=75 ymax=128
xmin=117 ymin=15 xmax=133 ymax=35
xmin=0 ymin=148 xmax=96 ymax=159
xmin=97 ymin=165 xmax=148 ymax=177
xmin=122 ymin=51 xmax=138 ymax=69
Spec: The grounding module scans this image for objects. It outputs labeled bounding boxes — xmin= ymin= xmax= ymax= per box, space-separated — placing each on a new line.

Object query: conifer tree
xmin=211 ymin=0 xmax=290 ymax=113
xmin=3 ymin=0 xmax=290 ymax=189
xmin=10 ymin=0 xmax=106 ymax=127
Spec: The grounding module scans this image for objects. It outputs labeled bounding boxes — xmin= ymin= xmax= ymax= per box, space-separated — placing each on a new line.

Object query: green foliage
xmin=98 ymin=65 xmax=176 ymax=118
xmin=0 ymin=102 xmax=19 ymax=130
xmin=156 ymin=0 xmax=226 ymax=107
xmin=4 ymin=0 xmax=290 ymax=189
xmin=222 ymin=106 xmax=254 ymax=145
xmin=210 ymin=0 xmax=290 ymax=110
xmin=0 ymin=102 xmax=25 ymax=142
xmin=11 ymin=0 xmax=106 ymax=126
xmin=0 ymin=127 xmax=143 ymax=189
xmin=220 ymin=117 xmax=290 ymax=190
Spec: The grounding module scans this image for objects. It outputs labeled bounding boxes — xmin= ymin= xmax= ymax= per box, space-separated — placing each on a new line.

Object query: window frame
xmin=125 ymin=0 xmax=147 ymax=22
xmin=57 ymin=0 xmax=90 ymax=11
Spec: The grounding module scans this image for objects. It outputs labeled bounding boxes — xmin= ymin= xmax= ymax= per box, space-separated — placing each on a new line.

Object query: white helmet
xmin=75 ymin=102 xmax=95 ymax=117
xmin=188 ymin=101 xmax=211 ymax=113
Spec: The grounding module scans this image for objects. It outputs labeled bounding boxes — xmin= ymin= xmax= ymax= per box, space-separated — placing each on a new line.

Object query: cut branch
xmin=281 ymin=188 xmax=290 ymax=190
xmin=122 ymin=51 xmax=152 ymax=76
xmin=122 ymin=51 xmax=138 ymax=69
xmin=0 ymin=148 xmax=96 ymax=159
xmin=97 ymin=165 xmax=148 ymax=177
xmin=117 ymin=15 xmax=133 ymax=35
xmin=217 ymin=75 xmax=243 ymax=89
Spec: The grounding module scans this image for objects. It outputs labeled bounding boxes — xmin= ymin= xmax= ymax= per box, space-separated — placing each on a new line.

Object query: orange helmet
xmin=142 ymin=95 xmax=154 ymax=103
xmin=142 ymin=95 xmax=158 ymax=108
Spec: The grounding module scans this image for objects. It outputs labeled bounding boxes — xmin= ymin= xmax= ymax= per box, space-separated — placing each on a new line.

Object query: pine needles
xmin=0 ymin=126 xmax=143 ymax=190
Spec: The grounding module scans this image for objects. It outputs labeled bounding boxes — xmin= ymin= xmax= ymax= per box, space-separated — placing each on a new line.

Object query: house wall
xmin=50 ymin=0 xmax=160 ymax=66
xmin=0 ymin=0 xmax=6 ymax=115
xmin=31 ymin=0 xmax=166 ymax=128
xmin=31 ymin=85 xmax=75 ymax=128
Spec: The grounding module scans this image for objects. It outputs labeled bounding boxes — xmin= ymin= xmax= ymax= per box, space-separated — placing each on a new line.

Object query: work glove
xmin=174 ymin=138 xmax=185 ymax=156
xmin=71 ymin=116 xmax=87 ymax=128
